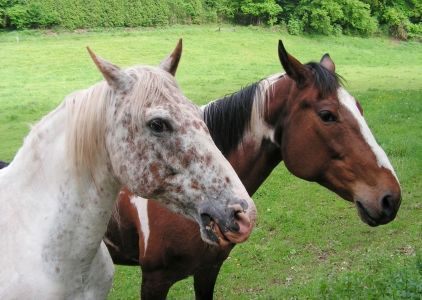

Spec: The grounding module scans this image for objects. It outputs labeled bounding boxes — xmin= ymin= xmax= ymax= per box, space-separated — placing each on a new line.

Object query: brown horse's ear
xmin=320 ymin=53 xmax=335 ymax=72
xmin=87 ymin=47 xmax=132 ymax=91
xmin=157 ymin=38 xmax=182 ymax=76
xmin=278 ymin=40 xmax=307 ymax=86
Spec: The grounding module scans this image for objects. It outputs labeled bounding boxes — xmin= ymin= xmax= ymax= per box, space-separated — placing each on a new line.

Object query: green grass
xmin=1 ymin=26 xmax=421 ymax=299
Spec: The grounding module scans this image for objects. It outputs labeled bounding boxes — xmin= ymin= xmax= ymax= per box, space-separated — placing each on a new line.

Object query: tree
xmin=240 ymin=0 xmax=282 ymax=25
xmin=293 ymin=0 xmax=378 ymax=35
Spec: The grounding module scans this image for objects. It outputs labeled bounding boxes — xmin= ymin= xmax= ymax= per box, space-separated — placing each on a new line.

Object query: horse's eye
xmin=318 ymin=110 xmax=337 ymax=123
xmin=149 ymin=119 xmax=168 ymax=134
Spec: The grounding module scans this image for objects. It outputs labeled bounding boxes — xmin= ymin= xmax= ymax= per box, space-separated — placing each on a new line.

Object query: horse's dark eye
xmin=149 ymin=119 xmax=168 ymax=134
xmin=319 ymin=111 xmax=337 ymax=122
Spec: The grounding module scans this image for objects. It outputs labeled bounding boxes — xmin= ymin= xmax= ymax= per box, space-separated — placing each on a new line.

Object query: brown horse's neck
xmin=226 ymin=138 xmax=283 ymax=196
xmin=214 ymin=74 xmax=291 ymax=196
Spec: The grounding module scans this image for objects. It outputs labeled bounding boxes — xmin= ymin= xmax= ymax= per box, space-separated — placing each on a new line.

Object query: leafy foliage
xmin=287 ymin=16 xmax=304 ymax=35
xmin=278 ymin=0 xmax=421 ymax=38
xmin=291 ymin=0 xmax=378 ymax=35
xmin=378 ymin=0 xmax=422 ymax=39
xmin=238 ymin=0 xmax=283 ymax=25
xmin=0 ymin=0 xmax=420 ymax=38
xmin=2 ymin=1 xmax=59 ymax=29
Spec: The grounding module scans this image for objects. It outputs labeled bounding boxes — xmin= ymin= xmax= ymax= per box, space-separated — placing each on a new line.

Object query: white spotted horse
xmin=0 ymin=40 xmax=256 ymax=299
xmin=104 ymin=40 xmax=402 ymax=300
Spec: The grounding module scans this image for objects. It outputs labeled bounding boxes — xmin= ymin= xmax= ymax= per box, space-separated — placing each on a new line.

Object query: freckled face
xmin=106 ymin=89 xmax=225 ymax=216
xmin=103 ymin=68 xmax=256 ymax=245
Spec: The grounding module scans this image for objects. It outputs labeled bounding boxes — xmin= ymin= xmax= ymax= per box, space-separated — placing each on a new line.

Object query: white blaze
xmin=130 ymin=196 xmax=150 ymax=256
xmin=338 ymin=87 xmax=399 ymax=183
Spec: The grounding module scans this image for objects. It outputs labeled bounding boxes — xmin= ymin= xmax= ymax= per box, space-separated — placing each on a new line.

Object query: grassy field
xmin=0 ymin=26 xmax=421 ymax=299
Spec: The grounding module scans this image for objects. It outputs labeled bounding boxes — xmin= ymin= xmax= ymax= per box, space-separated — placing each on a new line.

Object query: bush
xmin=310 ymin=8 xmax=334 ymax=35
xmin=0 ymin=0 xmax=420 ymax=39
xmin=27 ymin=2 xmax=60 ymax=28
xmin=6 ymin=5 xmax=29 ymax=29
xmin=332 ymin=24 xmax=342 ymax=36
xmin=293 ymin=0 xmax=378 ymax=36
xmin=381 ymin=5 xmax=421 ymax=40
xmin=405 ymin=22 xmax=421 ymax=39
xmin=287 ymin=16 xmax=303 ymax=35
xmin=341 ymin=0 xmax=378 ymax=35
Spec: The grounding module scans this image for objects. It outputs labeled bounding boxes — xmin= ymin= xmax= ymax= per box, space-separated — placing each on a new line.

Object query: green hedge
xmin=0 ymin=0 xmax=421 ymax=39
xmin=278 ymin=0 xmax=421 ymax=39
xmin=0 ymin=0 xmax=206 ymax=29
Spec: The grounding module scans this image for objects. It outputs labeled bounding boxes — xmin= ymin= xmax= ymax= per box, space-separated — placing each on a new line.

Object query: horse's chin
xmin=212 ymin=221 xmax=233 ymax=247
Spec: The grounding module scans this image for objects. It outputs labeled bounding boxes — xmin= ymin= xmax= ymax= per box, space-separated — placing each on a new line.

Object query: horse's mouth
xmin=356 ymin=198 xmax=400 ymax=227
xmin=355 ymin=201 xmax=379 ymax=227
xmin=201 ymin=214 xmax=232 ymax=246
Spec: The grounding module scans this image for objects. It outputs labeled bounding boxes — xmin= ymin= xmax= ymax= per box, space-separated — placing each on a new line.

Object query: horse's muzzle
xmin=356 ymin=191 xmax=401 ymax=226
xmin=199 ymin=202 xmax=255 ymax=246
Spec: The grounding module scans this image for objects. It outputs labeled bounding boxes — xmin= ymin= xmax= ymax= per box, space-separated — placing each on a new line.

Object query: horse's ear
xmin=157 ymin=38 xmax=182 ymax=76
xmin=278 ymin=40 xmax=307 ymax=86
xmin=320 ymin=53 xmax=335 ymax=72
xmin=87 ymin=47 xmax=132 ymax=91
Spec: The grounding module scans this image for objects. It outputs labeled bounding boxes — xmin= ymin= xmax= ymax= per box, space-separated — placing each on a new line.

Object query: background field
xmin=0 ymin=26 xmax=421 ymax=299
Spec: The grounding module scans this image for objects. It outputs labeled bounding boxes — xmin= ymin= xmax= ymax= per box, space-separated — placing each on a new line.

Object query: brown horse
xmin=104 ymin=40 xmax=401 ymax=299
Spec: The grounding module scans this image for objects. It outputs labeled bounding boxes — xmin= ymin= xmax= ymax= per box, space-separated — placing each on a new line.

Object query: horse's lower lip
xmin=200 ymin=214 xmax=232 ymax=246
xmin=212 ymin=221 xmax=231 ymax=244
xmin=356 ymin=201 xmax=379 ymax=227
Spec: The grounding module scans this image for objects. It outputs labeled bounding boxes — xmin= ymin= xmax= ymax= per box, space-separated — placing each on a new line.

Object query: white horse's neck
xmin=1 ymin=100 xmax=120 ymax=297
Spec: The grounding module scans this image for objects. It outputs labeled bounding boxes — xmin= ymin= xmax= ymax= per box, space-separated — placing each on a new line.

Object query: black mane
xmin=203 ymin=82 xmax=259 ymax=156
xmin=304 ymin=62 xmax=344 ymax=97
xmin=203 ymin=63 xmax=343 ymax=157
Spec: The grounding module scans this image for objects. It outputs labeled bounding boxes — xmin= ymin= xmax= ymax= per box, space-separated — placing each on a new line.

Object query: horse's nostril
xmin=233 ymin=210 xmax=243 ymax=221
xmin=381 ymin=193 xmax=394 ymax=216
xmin=232 ymin=207 xmax=251 ymax=231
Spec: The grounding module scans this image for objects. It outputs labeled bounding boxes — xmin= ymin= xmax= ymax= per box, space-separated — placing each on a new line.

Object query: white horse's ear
xmin=157 ymin=38 xmax=182 ymax=76
xmin=87 ymin=47 xmax=132 ymax=90
xmin=320 ymin=53 xmax=335 ymax=72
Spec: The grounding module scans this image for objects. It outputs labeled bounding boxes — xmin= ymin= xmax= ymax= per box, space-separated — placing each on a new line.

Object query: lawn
xmin=0 ymin=25 xmax=421 ymax=299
